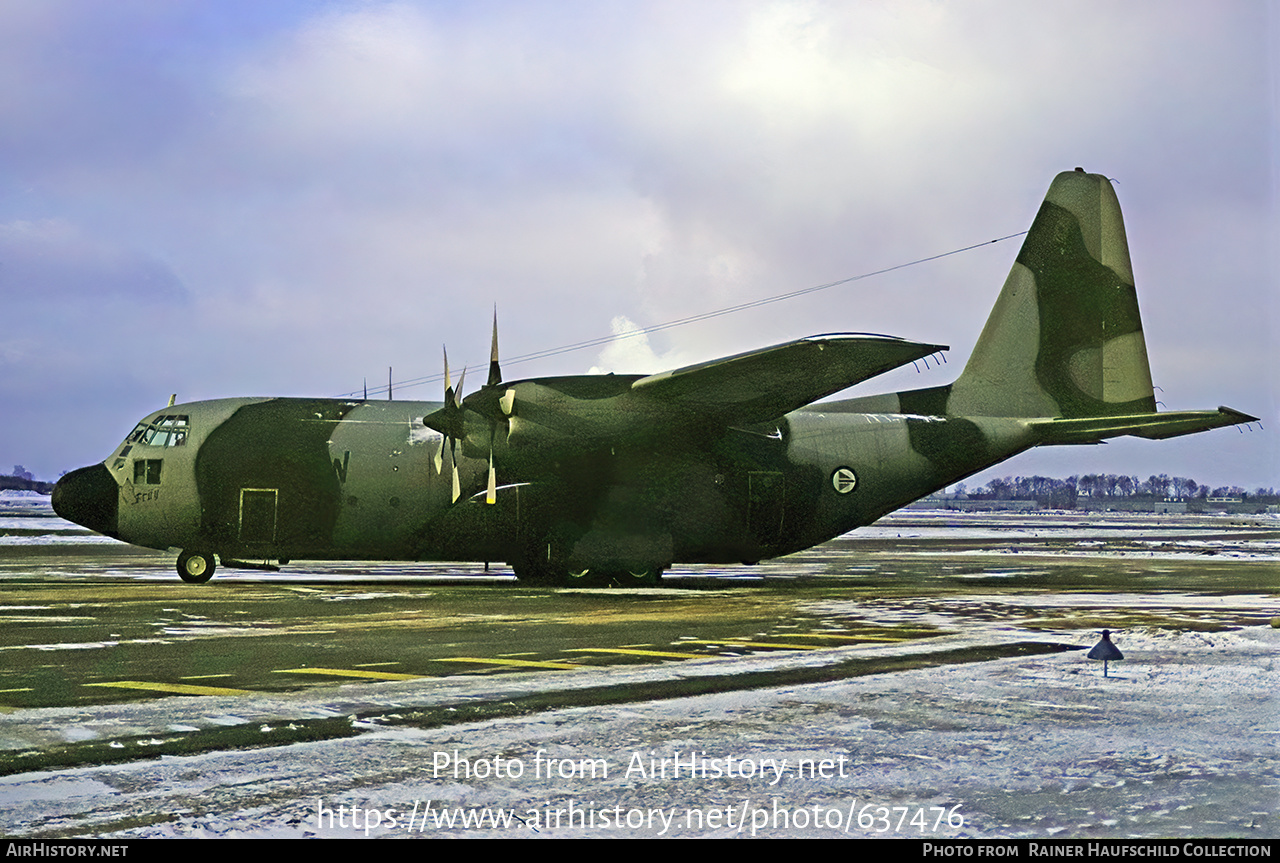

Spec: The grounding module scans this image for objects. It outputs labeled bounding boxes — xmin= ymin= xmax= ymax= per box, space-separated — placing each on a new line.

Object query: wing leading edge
xmin=632 ymin=334 xmax=947 ymax=423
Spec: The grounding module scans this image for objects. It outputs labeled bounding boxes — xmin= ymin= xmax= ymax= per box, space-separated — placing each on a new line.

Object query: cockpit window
xmin=132 ymin=415 xmax=189 ymax=447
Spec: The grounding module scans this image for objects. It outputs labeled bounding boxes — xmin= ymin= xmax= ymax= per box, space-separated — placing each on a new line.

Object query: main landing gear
xmin=555 ymin=567 xmax=665 ymax=586
xmin=513 ymin=557 xmax=664 ymax=587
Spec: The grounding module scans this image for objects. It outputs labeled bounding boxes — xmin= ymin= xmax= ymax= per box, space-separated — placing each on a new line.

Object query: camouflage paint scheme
xmin=53 ymin=171 xmax=1255 ymax=585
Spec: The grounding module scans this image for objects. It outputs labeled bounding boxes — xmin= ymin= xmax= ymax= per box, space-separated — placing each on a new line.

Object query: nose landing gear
xmin=176 ymin=550 xmax=216 ymax=584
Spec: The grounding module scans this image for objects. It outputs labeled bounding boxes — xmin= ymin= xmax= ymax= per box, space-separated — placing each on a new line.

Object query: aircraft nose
xmin=52 ymin=464 xmax=119 ymax=537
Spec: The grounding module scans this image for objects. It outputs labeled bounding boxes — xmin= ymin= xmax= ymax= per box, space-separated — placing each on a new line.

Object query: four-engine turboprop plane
xmin=53 ymin=170 xmax=1257 ymax=585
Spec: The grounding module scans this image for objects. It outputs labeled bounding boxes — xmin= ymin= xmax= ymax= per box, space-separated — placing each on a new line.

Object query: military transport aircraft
xmin=53 ymin=169 xmax=1256 ymax=585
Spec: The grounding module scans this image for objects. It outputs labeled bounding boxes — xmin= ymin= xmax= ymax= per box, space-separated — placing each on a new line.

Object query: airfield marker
xmin=1087 ymin=629 xmax=1124 ymax=677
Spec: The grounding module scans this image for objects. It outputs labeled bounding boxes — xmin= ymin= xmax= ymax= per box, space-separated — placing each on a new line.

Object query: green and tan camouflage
xmin=53 ymin=170 xmax=1256 ymax=585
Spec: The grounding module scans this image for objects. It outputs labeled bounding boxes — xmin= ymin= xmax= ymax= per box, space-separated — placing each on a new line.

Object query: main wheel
xmin=563 ymin=567 xmax=597 ymax=586
xmin=623 ymin=568 xmax=663 ymax=586
xmin=176 ymin=550 xmax=216 ymax=584
xmin=511 ymin=559 xmax=555 ymax=584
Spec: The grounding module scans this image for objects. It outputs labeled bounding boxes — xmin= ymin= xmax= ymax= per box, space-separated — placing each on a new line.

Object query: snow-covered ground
xmin=7 ymin=490 xmax=1278 ymax=558
xmin=2 ymin=490 xmax=1275 ymax=838
xmin=1 ymin=622 xmax=1275 ymax=839
xmin=849 ymin=510 xmax=1280 ymax=563
xmin=0 ymin=490 xmax=120 ymax=546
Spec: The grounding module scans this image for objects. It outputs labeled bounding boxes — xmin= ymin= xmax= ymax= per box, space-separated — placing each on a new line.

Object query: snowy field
xmin=1 ymin=490 xmax=1275 ymax=839
xmin=1 ymin=617 xmax=1275 ymax=839
xmin=0 ymin=490 xmax=114 ymax=545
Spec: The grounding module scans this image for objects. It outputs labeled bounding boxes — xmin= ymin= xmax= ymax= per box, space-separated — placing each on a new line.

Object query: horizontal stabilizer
xmin=1031 ymin=406 xmax=1258 ymax=444
xmin=633 ymin=334 xmax=947 ymax=424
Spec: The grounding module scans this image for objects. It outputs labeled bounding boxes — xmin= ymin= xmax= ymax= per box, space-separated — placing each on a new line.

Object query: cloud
xmin=0 ymin=1 xmax=1270 ymax=484
xmin=0 ymin=219 xmax=186 ymax=303
xmin=587 ymin=315 xmax=691 ymax=375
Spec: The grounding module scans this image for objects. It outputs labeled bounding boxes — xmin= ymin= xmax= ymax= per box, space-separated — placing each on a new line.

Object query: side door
xmin=746 ymin=471 xmax=785 ymax=547
xmin=239 ymin=488 xmax=278 ymax=545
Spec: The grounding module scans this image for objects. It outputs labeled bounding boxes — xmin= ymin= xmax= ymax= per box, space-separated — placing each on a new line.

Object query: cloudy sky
xmin=2 ymin=0 xmax=1275 ymax=489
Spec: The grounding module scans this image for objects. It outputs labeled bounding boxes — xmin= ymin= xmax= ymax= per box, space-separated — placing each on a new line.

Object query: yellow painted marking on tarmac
xmin=569 ymin=647 xmax=697 ymax=660
xmin=180 ymin=673 xmax=234 ymax=679
xmin=0 ymin=616 xmax=96 ymax=623
xmin=0 ymin=687 xmax=34 ymax=694
xmin=439 ymin=657 xmax=581 ymax=670
xmin=353 ymin=662 xmax=401 ymax=668
xmin=86 ymin=681 xmax=252 ymax=696
xmin=682 ymin=639 xmax=823 ymax=651
xmin=273 ymin=667 xmax=420 ymax=681
xmin=786 ymin=633 xmax=916 ymax=642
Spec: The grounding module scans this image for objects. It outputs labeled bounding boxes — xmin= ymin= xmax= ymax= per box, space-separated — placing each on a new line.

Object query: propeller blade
xmin=450 ymin=438 xmax=461 ymax=503
xmin=483 ymin=421 xmax=498 ymax=505
xmin=487 ymin=306 xmax=502 ymax=388
xmin=442 ymin=346 xmax=453 ymax=403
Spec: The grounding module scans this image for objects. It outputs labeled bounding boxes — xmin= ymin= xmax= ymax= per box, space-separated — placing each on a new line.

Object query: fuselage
xmin=53 ymin=395 xmax=1038 ymax=573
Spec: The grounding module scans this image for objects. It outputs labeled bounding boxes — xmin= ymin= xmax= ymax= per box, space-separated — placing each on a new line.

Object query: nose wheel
xmin=176 ymin=550 xmax=216 ymax=584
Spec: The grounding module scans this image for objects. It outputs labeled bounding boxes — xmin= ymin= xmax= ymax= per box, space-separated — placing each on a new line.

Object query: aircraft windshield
xmin=127 ymin=415 xmax=190 ymax=448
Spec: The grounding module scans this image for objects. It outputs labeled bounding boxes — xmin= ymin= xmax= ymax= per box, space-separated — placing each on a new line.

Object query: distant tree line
xmin=957 ymin=474 xmax=1276 ymax=507
xmin=0 ymin=472 xmax=54 ymax=494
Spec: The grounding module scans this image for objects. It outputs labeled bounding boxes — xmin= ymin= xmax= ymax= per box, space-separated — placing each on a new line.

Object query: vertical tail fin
xmin=948 ymin=168 xmax=1156 ymax=419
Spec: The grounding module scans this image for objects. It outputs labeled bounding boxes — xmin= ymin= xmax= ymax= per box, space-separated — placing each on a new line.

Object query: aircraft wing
xmin=631 ymin=334 xmax=947 ymax=423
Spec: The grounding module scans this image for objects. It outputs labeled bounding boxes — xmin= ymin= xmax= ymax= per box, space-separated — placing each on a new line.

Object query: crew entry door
xmin=239 ymin=488 xmax=278 ymax=544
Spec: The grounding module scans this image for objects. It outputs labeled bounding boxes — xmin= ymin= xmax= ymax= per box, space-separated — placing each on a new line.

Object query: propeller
xmin=422 ymin=308 xmax=508 ymax=505
xmin=426 ymin=347 xmax=465 ymax=502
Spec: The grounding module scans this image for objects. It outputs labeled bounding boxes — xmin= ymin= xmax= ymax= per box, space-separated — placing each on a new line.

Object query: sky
xmin=1 ymin=0 xmax=1275 ymax=489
